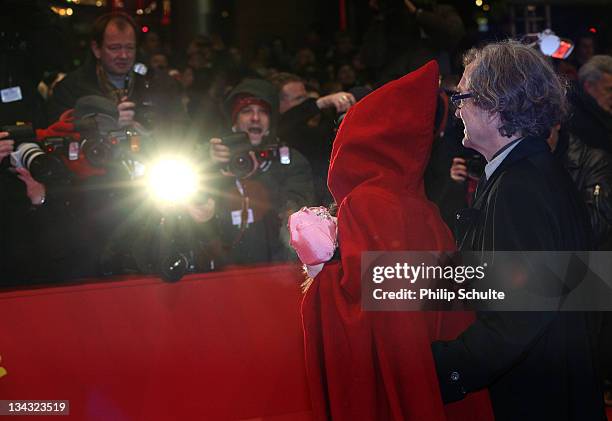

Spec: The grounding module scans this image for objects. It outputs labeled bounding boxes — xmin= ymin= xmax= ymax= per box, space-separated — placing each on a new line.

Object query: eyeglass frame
xmin=450 ymin=92 xmax=474 ymax=109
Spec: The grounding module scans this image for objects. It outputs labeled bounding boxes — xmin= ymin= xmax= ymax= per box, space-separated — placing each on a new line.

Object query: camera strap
xmin=232 ymin=179 xmax=251 ymax=246
xmin=96 ymin=64 xmax=134 ymax=103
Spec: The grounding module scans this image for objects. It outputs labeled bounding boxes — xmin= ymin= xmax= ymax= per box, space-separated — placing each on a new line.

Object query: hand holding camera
xmin=0 ymin=132 xmax=46 ymax=205
xmin=0 ymin=132 xmax=15 ymax=161
xmin=450 ymin=157 xmax=468 ymax=182
xmin=117 ymin=96 xmax=137 ymax=128
xmin=186 ymin=197 xmax=216 ymax=224
xmin=209 ymin=133 xmax=284 ymax=179
xmin=15 ymin=167 xmax=46 ymax=206
xmin=450 ymin=154 xmax=486 ymax=183
xmin=209 ymin=137 xmax=230 ymax=164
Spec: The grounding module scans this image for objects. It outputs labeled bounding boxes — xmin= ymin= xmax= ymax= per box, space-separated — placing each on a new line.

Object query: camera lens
xmin=19 ymin=143 xmax=45 ymax=168
xmin=160 ymin=252 xmax=189 ymax=282
xmin=229 ymin=152 xmax=255 ymax=178
xmin=14 ymin=143 xmax=65 ymax=181
xmin=82 ymin=139 xmax=113 ymax=167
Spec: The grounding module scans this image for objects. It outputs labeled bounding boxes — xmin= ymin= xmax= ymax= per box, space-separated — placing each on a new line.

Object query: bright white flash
xmin=147 ymin=158 xmax=199 ymax=203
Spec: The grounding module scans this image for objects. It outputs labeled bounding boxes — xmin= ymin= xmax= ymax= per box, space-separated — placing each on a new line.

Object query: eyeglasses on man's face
xmin=450 ymin=92 xmax=474 ymax=109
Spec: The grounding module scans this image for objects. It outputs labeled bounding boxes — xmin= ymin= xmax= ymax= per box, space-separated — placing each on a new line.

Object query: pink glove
xmin=289 ymin=206 xmax=337 ymax=266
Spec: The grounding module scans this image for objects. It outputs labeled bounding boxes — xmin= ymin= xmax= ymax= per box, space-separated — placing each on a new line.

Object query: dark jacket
xmin=0 ymin=168 xmax=91 ymax=285
xmin=567 ymin=86 xmax=612 ymax=155
xmin=277 ymin=98 xmax=336 ymax=204
xmin=433 ymin=137 xmax=604 ymax=421
xmin=0 ymin=171 xmax=38 ymax=284
xmin=555 ymin=131 xmax=612 ymax=249
xmin=214 ymin=152 xmax=315 ymax=264
xmin=0 ymin=0 xmax=66 ymax=127
xmin=47 ymin=59 xmax=183 ymax=130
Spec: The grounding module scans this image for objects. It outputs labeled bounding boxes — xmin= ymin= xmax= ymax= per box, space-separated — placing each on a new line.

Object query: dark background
xmin=45 ymin=0 xmax=612 ymax=71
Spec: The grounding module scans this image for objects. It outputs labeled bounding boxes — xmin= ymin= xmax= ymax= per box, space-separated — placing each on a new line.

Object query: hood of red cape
xmin=328 ymin=60 xmax=439 ymax=205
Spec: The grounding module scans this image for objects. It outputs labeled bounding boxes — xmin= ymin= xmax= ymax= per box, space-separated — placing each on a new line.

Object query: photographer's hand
xmin=0 ymin=132 xmax=15 ymax=161
xmin=316 ymin=92 xmax=356 ymax=113
xmin=450 ymin=157 xmax=468 ymax=183
xmin=404 ymin=0 xmax=418 ymax=14
xmin=209 ymin=138 xmax=231 ymax=164
xmin=117 ymin=96 xmax=137 ymax=128
xmin=186 ymin=198 xmax=216 ymax=223
xmin=15 ymin=168 xmax=46 ymax=206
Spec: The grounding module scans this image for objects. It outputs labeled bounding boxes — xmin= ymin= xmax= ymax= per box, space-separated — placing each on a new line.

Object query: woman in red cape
xmin=300 ymin=61 xmax=494 ymax=420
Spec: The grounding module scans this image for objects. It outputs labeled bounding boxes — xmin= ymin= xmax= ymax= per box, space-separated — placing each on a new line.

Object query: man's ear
xmin=583 ymin=80 xmax=596 ymax=97
xmin=91 ymin=41 xmax=101 ymax=60
xmin=487 ymin=109 xmax=501 ymax=126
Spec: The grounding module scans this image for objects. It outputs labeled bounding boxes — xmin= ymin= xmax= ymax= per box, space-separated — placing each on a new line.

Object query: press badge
xmin=68 ymin=141 xmax=80 ymax=161
xmin=279 ymin=145 xmax=290 ymax=165
xmin=231 ymin=208 xmax=254 ymax=226
xmin=1 ymin=86 xmax=23 ymax=103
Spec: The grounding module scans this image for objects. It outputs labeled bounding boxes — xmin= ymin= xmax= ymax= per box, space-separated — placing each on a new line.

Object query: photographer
xmin=0 ymin=130 xmax=73 ymax=284
xmin=208 ymin=79 xmax=315 ymax=265
xmin=47 ymin=12 xmax=183 ymax=133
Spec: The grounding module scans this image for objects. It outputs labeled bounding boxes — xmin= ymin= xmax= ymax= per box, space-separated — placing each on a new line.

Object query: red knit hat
xmin=231 ymin=95 xmax=271 ymax=123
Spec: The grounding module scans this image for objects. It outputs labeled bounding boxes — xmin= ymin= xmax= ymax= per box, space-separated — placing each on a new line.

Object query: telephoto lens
xmin=11 ymin=143 xmax=66 ymax=181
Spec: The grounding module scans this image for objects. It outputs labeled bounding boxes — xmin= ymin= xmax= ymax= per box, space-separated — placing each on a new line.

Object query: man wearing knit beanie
xmin=206 ymin=79 xmax=315 ymax=265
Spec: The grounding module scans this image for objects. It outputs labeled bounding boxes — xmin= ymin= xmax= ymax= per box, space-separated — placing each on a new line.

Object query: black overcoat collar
xmin=456 ymin=136 xmax=549 ymax=250
xmin=473 ymin=136 xmax=549 ymax=209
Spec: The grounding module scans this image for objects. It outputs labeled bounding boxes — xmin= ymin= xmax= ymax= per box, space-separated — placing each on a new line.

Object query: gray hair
xmin=578 ymin=55 xmax=612 ymax=86
xmin=463 ymin=40 xmax=568 ymax=139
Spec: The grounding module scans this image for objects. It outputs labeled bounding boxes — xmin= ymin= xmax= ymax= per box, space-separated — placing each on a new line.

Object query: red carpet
xmin=607 ymin=407 xmax=611 ymax=420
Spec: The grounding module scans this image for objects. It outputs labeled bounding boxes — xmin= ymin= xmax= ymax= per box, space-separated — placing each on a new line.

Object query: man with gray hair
xmin=431 ymin=40 xmax=604 ymax=420
xmin=568 ymin=54 xmax=612 ymax=154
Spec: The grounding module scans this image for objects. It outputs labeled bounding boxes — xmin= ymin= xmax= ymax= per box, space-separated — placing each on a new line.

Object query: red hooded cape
xmin=301 ymin=62 xmax=494 ymax=420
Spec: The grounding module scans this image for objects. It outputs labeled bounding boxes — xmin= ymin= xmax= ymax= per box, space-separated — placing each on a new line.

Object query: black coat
xmin=0 ymin=0 xmax=67 ymax=127
xmin=47 ymin=59 xmax=184 ymax=131
xmin=277 ymin=98 xmax=336 ymax=204
xmin=432 ymin=137 xmax=604 ymax=421
xmin=556 ymin=131 xmax=612 ymax=249
xmin=567 ymin=87 xmax=612 ymax=155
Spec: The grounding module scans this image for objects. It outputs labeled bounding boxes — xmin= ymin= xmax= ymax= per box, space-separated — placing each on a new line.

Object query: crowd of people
xmin=0 ymin=3 xmax=610 ymax=277
xmin=0 ymin=0 xmax=475 ymax=280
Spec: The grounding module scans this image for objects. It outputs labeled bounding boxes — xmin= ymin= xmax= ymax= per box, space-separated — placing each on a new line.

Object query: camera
xmin=221 ymin=132 xmax=291 ymax=179
xmin=129 ymin=208 xmax=216 ymax=283
xmin=2 ymin=125 xmax=69 ymax=181
xmin=131 ymin=63 xmax=156 ymax=129
xmin=466 ymin=153 xmax=486 ymax=179
xmin=80 ymin=129 xmax=144 ymax=168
